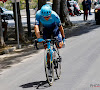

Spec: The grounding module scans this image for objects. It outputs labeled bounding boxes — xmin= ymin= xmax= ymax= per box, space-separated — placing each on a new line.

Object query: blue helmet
xmin=41 ymin=4 xmax=52 ymax=17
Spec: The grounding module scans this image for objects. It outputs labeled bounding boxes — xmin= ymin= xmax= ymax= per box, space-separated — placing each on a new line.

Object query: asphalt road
xmin=0 ymin=19 xmax=100 ymax=90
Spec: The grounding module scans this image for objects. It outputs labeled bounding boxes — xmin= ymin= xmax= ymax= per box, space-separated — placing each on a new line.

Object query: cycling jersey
xmin=35 ymin=10 xmax=61 ymax=28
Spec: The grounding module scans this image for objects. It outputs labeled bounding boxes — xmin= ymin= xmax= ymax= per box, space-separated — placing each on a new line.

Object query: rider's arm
xmin=59 ymin=25 xmax=65 ymax=38
xmin=53 ymin=11 xmax=65 ymax=38
xmin=34 ymin=25 xmax=40 ymax=39
xmin=34 ymin=10 xmax=41 ymax=39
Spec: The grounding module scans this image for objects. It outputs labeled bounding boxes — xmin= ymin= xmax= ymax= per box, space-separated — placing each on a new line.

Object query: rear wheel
xmin=44 ymin=50 xmax=54 ymax=86
xmin=55 ymin=56 xmax=61 ymax=79
xmin=53 ymin=50 xmax=61 ymax=79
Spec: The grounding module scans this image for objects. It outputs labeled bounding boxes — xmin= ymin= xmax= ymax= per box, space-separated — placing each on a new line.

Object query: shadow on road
xmin=65 ymin=20 xmax=100 ymax=38
xmin=0 ymin=43 xmax=44 ymax=70
xmin=20 ymin=80 xmax=50 ymax=89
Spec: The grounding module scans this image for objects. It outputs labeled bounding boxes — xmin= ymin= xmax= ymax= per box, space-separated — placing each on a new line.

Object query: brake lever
xmin=34 ymin=39 xmax=39 ymax=50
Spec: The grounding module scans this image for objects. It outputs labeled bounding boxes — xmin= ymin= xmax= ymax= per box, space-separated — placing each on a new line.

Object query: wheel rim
xmin=55 ymin=60 xmax=61 ymax=79
xmin=45 ymin=52 xmax=54 ymax=85
xmin=53 ymin=49 xmax=61 ymax=79
xmin=54 ymin=56 xmax=61 ymax=79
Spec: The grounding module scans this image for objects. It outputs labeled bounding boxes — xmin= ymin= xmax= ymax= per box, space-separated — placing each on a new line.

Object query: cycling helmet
xmin=41 ymin=4 xmax=52 ymax=17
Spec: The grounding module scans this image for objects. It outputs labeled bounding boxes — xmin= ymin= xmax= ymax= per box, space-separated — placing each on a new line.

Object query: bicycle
xmin=34 ymin=38 xmax=62 ymax=86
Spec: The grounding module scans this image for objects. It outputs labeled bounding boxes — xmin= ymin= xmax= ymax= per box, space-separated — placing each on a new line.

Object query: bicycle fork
xmin=47 ymin=41 xmax=53 ymax=64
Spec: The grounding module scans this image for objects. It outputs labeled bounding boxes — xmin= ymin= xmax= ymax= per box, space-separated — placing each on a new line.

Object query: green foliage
xmin=20 ymin=0 xmax=38 ymax=9
xmin=0 ymin=0 xmax=38 ymax=10
xmin=79 ymin=3 xmax=83 ymax=10
xmin=0 ymin=3 xmax=4 ymax=7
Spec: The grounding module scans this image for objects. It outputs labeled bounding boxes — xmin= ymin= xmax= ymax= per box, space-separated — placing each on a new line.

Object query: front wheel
xmin=44 ymin=50 xmax=54 ymax=86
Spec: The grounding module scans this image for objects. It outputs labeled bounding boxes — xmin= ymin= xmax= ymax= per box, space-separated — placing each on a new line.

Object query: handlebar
xmin=34 ymin=39 xmax=39 ymax=50
xmin=34 ymin=38 xmax=58 ymax=50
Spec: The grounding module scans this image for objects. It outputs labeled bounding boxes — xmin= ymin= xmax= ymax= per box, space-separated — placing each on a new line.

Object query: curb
xmin=0 ymin=47 xmax=16 ymax=55
xmin=81 ymin=9 xmax=94 ymax=14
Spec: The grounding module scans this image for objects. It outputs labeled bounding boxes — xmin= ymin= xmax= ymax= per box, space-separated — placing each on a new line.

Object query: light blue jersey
xmin=35 ymin=10 xmax=61 ymax=28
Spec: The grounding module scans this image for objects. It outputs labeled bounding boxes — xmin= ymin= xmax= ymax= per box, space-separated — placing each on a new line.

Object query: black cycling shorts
xmin=43 ymin=25 xmax=62 ymax=42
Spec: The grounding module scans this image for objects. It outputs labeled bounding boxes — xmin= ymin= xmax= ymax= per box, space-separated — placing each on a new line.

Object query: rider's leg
xmin=53 ymin=25 xmax=63 ymax=48
xmin=56 ymin=41 xmax=63 ymax=49
xmin=43 ymin=27 xmax=52 ymax=49
xmin=58 ymin=41 xmax=64 ymax=48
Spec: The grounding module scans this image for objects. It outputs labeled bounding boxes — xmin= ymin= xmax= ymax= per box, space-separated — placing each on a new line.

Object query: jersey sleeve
xmin=53 ymin=11 xmax=61 ymax=27
xmin=35 ymin=10 xmax=41 ymax=25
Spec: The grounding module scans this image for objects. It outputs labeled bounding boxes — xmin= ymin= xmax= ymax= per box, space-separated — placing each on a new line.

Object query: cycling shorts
xmin=43 ymin=25 xmax=62 ymax=42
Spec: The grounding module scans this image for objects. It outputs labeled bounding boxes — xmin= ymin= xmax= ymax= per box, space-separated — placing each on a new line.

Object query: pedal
xmin=54 ymin=64 xmax=58 ymax=69
xmin=57 ymin=56 xmax=62 ymax=62
xmin=54 ymin=66 xmax=58 ymax=69
xmin=53 ymin=59 xmax=58 ymax=69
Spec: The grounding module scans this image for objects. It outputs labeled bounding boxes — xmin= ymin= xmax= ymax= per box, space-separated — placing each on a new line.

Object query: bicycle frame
xmin=34 ymin=38 xmax=62 ymax=85
xmin=34 ymin=39 xmax=60 ymax=60
xmin=45 ymin=40 xmax=53 ymax=63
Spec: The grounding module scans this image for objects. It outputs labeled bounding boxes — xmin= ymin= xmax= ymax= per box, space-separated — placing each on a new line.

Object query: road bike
xmin=34 ymin=38 xmax=62 ymax=86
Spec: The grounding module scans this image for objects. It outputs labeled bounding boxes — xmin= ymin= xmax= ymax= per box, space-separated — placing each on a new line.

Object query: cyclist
xmin=34 ymin=4 xmax=65 ymax=48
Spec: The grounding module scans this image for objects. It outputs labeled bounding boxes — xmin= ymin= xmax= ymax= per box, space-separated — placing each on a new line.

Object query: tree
xmin=0 ymin=9 xmax=5 ymax=47
xmin=60 ymin=0 xmax=72 ymax=26
xmin=53 ymin=0 xmax=72 ymax=26
xmin=25 ymin=0 xmax=31 ymax=37
xmin=52 ymin=0 xmax=61 ymax=15
xmin=38 ymin=0 xmax=46 ymax=10
xmin=12 ymin=2 xmax=26 ymax=42
xmin=38 ymin=0 xmax=46 ymax=33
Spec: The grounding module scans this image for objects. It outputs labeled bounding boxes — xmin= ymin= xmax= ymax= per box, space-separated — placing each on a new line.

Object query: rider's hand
xmin=62 ymin=37 xmax=65 ymax=48
xmin=38 ymin=38 xmax=45 ymax=43
xmin=62 ymin=37 xmax=65 ymax=43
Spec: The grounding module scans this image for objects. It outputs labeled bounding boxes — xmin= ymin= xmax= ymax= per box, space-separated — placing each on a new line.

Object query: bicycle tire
xmin=55 ymin=56 xmax=61 ymax=79
xmin=53 ymin=49 xmax=61 ymax=79
xmin=44 ymin=50 xmax=54 ymax=86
